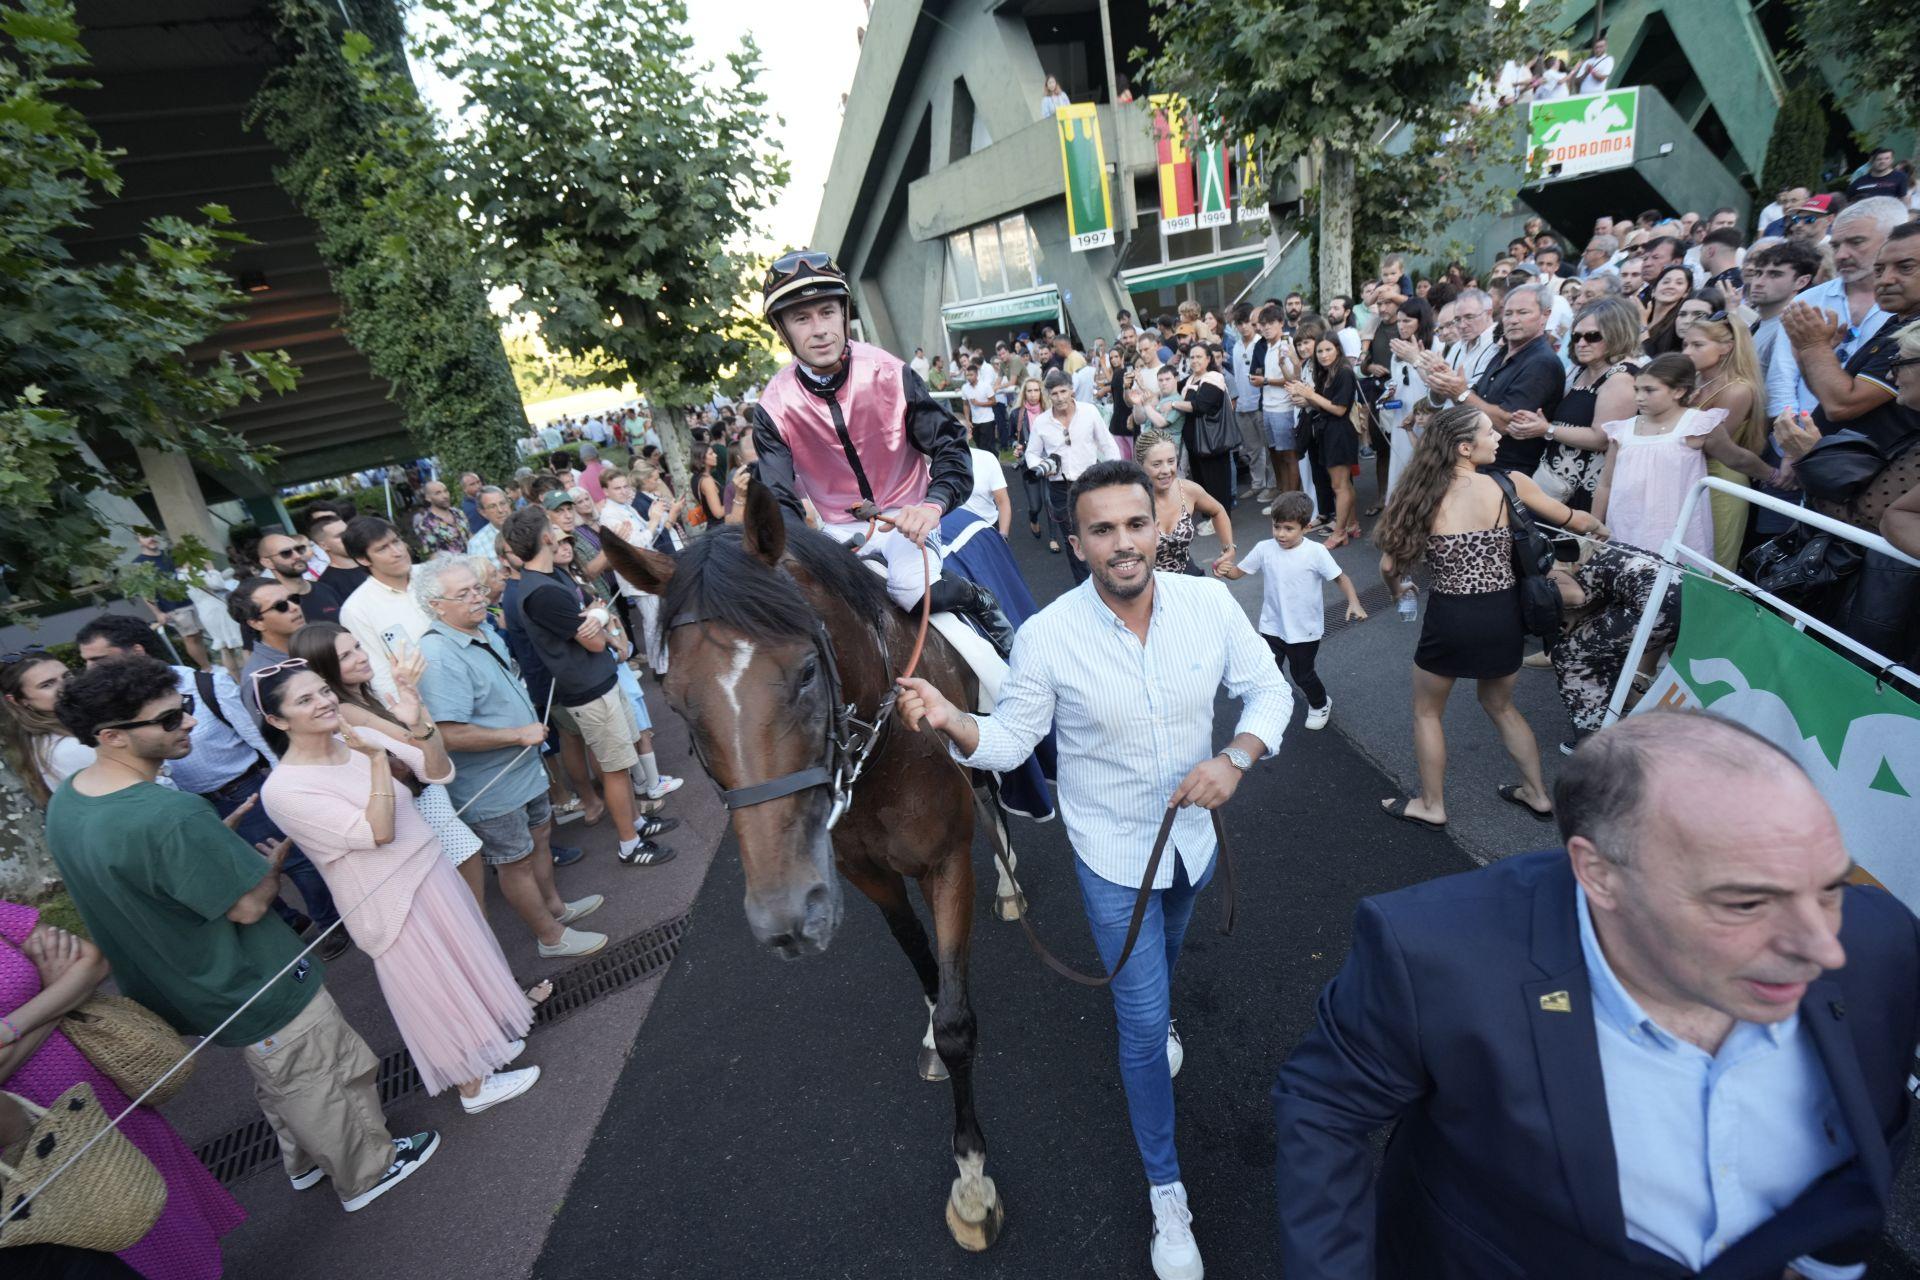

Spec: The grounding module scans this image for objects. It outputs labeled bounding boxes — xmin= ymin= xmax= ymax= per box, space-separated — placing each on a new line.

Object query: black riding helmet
xmin=762 ymin=249 xmax=851 ymax=320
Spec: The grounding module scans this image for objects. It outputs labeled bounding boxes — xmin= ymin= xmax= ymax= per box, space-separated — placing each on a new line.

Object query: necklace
xmin=1693 ymin=371 xmax=1729 ymax=404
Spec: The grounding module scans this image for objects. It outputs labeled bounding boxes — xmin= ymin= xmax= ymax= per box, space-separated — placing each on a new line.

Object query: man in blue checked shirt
xmin=897 ymin=459 xmax=1290 ymax=1280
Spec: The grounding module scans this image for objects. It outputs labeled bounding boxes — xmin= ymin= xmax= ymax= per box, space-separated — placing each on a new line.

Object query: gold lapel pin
xmin=1539 ymin=990 xmax=1572 ymax=1014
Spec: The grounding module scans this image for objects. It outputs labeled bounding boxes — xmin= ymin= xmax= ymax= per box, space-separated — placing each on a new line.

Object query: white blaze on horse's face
xmin=718 ymin=639 xmax=755 ymax=716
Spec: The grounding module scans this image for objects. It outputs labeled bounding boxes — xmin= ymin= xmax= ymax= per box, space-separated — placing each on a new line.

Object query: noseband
xmin=668 ymin=590 xmax=898 ymax=831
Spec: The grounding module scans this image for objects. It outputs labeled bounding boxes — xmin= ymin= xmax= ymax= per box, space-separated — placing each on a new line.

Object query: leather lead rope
xmin=991 ymin=806 xmax=1233 ymax=988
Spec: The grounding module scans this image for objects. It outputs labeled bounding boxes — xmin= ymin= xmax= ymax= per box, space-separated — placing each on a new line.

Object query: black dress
xmin=1309 ymin=365 xmax=1360 ymax=469
xmin=1539 ymin=361 xmax=1634 ymax=512
xmin=1414 ymin=525 xmax=1524 ymax=679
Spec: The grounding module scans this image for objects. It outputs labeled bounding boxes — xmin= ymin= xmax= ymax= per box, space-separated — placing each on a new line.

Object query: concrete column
xmin=134 ymin=446 xmax=219 ymax=554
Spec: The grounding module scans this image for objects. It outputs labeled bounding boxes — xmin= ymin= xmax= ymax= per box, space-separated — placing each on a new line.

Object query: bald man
xmin=1275 ymin=711 xmax=1919 ymax=1279
xmin=258 ymin=530 xmax=341 ymax=625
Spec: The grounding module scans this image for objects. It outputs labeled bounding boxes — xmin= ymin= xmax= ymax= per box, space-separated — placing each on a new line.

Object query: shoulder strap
xmin=195 ymin=669 xmax=269 ymax=769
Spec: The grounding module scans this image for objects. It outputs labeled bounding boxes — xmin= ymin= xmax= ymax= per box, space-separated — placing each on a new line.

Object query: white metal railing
xmin=1604 ymin=476 xmax=1920 ymax=725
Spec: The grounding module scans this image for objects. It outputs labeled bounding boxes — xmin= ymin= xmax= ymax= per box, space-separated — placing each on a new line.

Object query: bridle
xmin=668 ymin=587 xmax=899 ymax=832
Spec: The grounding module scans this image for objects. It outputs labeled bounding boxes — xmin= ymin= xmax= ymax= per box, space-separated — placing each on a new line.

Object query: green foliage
xmin=503 ymin=332 xmax=626 ymax=406
xmin=1788 ymin=0 xmax=1919 ymax=137
xmin=0 ymin=0 xmax=296 ymax=620
xmin=249 ymin=0 xmax=526 ymax=486
xmin=413 ymin=0 xmax=788 ymax=476
xmin=1761 ymin=82 xmax=1832 ymax=198
xmin=1137 ymin=0 xmax=1547 ymax=298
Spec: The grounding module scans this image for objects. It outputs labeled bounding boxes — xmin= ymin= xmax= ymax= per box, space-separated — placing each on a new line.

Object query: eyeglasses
xmin=1787 ymin=214 xmax=1824 ymax=227
xmin=433 ymin=586 xmax=488 ymax=602
xmin=98 ymin=694 xmax=195 ymax=734
xmin=2 ymin=643 xmax=48 ymax=665
xmin=1571 ymin=330 xmax=1605 ymax=343
xmin=269 ymin=544 xmax=312 ymax=559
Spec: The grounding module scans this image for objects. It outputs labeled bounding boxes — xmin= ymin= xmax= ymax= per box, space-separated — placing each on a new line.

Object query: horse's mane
xmin=657 ymin=519 xmax=891 ymax=648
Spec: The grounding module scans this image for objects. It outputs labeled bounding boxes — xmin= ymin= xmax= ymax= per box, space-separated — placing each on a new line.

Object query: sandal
xmin=1363 ymin=505 xmax=1383 ymax=518
xmin=1048 ymin=540 xmax=1062 ymax=554
xmin=1324 ymin=533 xmax=1349 ymax=551
xmin=525 ymin=980 xmax=554 ymax=1005
xmin=1496 ymin=784 xmax=1555 ymax=822
xmin=1381 ymin=797 xmax=1446 ymax=831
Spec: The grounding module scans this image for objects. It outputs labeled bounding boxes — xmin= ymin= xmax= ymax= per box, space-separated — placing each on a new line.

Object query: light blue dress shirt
xmin=959 ymin=571 xmax=1291 ymax=889
xmin=1764 ymin=276 xmax=1890 ymax=418
xmin=1576 ymin=890 xmax=1862 ymax=1279
xmin=415 ymin=620 xmax=548 ymax=823
xmin=166 ymin=664 xmax=276 ymax=794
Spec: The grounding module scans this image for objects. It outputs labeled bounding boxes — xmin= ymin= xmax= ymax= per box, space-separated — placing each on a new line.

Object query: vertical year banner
xmin=1236 ymin=136 xmax=1269 ymax=223
xmin=1194 ymin=138 xmax=1232 ymax=229
xmin=1634 ymin=575 xmax=1920 ymax=907
xmin=1055 ymin=103 xmax=1114 ymax=251
xmin=1149 ymin=92 xmax=1196 ymax=234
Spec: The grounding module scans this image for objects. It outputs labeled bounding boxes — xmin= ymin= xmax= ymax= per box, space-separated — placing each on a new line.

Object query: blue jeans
xmin=1074 ymin=850 xmax=1214 ymax=1186
xmin=207 ymin=766 xmax=339 ymax=930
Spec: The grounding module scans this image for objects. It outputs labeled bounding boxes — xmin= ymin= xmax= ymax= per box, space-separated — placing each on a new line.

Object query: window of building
xmin=950 ymin=77 xmax=979 ymax=163
xmin=945 ymin=213 xmax=1046 ymax=302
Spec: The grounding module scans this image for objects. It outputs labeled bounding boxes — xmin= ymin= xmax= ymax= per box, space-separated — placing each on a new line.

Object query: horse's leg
xmin=971 ymin=782 xmax=1025 ymax=922
xmin=839 ymin=860 xmax=948 ymax=1082
xmin=921 ymin=839 xmax=1003 ymax=1251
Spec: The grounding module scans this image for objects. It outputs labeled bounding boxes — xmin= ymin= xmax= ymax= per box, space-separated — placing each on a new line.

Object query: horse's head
xmin=601 ymin=482 xmax=857 ymax=960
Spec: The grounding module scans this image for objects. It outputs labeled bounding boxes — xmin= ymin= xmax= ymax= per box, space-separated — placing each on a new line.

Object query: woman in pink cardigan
xmin=256 ymin=657 xmax=540 ymax=1114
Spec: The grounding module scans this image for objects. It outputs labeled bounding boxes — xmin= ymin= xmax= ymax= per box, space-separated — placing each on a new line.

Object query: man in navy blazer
xmin=1274 ymin=711 xmax=1920 ymax=1279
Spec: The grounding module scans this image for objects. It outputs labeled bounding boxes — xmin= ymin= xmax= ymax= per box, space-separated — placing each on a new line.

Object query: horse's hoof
xmin=946 ymin=1181 xmax=1004 ymax=1251
xmin=918 ymin=1044 xmax=949 ymax=1082
xmin=995 ymin=891 xmax=1026 ymax=922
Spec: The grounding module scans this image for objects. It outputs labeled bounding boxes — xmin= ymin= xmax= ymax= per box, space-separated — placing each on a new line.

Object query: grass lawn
xmin=33 ymin=887 xmax=89 ymax=938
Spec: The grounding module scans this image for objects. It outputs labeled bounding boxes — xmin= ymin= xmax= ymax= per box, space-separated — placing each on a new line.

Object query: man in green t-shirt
xmin=45 ymin=656 xmax=440 ymax=1212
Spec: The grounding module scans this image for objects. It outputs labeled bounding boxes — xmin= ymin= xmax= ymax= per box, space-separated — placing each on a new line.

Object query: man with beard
xmin=895 ymin=460 xmax=1289 ymax=1280
xmin=1768 ymin=197 xmax=1907 ymax=417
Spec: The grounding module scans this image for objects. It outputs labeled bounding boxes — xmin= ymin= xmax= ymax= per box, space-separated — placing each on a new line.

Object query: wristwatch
xmin=1219 ymin=746 xmax=1253 ymax=772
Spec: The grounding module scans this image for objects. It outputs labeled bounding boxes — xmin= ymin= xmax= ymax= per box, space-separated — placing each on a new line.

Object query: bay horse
xmin=599 ymin=481 xmax=1022 ymax=1250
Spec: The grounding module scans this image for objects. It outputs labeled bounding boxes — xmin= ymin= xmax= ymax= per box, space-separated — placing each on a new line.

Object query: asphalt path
xmin=536 ymin=464 xmax=1920 ymax=1279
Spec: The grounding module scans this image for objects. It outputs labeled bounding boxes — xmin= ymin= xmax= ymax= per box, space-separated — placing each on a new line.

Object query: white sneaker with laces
xmin=460 ymin=1066 xmax=541 ymax=1115
xmin=1305 ymin=699 xmax=1332 ymax=731
xmin=1166 ymin=1022 xmax=1184 ymax=1078
xmin=1149 ymin=1181 xmax=1204 ymax=1280
xmin=645 ymin=775 xmax=684 ymax=801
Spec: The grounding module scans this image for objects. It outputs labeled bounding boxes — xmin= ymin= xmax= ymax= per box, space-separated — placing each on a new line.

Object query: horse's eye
xmin=796 ymin=656 xmax=819 ymax=689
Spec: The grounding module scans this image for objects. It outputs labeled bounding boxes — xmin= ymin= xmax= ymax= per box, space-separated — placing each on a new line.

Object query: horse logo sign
xmin=1529 ymin=88 xmax=1639 ymax=180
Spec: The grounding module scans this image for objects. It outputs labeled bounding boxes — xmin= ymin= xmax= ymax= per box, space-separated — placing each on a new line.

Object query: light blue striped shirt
xmin=166 ymin=664 xmax=275 ymax=794
xmin=1577 ymin=891 xmax=1861 ymax=1279
xmin=959 ymin=571 xmax=1292 ymax=889
xmin=1764 ymin=276 xmax=1890 ymax=417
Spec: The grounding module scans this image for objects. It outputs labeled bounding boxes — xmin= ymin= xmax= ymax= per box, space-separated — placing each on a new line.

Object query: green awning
xmin=1121 ymin=247 xmax=1270 ymax=293
xmin=941 ymin=287 xmax=1061 ymax=329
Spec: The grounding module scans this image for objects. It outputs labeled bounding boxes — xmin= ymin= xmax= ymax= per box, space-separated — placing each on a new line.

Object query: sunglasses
xmin=763 ymin=250 xmax=835 ymax=291
xmin=2 ymin=643 xmax=49 ymax=665
xmin=1787 ymin=213 xmax=1825 ymax=227
xmin=99 ymin=694 xmax=196 ymax=734
xmin=255 ymin=598 xmax=299 ymax=616
xmin=1571 ymin=330 xmax=1605 ymax=343
xmin=248 ymin=657 xmax=309 ymax=697
xmin=269 ymin=544 xmax=312 ymax=559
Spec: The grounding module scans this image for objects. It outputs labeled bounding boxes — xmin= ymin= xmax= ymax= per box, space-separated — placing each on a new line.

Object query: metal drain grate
xmin=1321 ymin=579 xmax=1400 ymax=639
xmin=193 ymin=911 xmax=690 ymax=1187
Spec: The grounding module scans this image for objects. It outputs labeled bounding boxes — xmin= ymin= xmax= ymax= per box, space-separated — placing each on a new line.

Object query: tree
xmin=411 ymin=0 xmax=789 ymax=479
xmin=250 ymin=0 xmax=527 ymax=486
xmin=1138 ymin=0 xmax=1547 ymax=299
xmin=1760 ymin=81 xmax=1831 ymax=199
xmin=0 ymin=0 xmax=295 ymax=621
xmin=1789 ymin=0 xmax=1919 ymax=138
xmin=502 ymin=332 xmax=625 ymax=407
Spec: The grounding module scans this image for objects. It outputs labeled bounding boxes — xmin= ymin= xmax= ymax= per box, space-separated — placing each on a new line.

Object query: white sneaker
xmin=645 ymin=775 xmax=684 ymax=801
xmin=556 ymin=894 xmax=604 ymax=926
xmin=537 ymin=926 xmax=607 ymax=959
xmin=1304 ymin=700 xmax=1332 ymax=731
xmin=459 ymin=1066 xmax=541 ymax=1115
xmin=1166 ymin=1022 xmax=1184 ymax=1078
xmin=1149 ymin=1182 xmax=1204 ymax=1280
xmin=1196 ymin=519 xmax=1214 ymax=537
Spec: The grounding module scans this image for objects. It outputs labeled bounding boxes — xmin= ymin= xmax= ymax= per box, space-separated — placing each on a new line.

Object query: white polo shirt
xmin=339 ymin=572 xmax=432 ymax=699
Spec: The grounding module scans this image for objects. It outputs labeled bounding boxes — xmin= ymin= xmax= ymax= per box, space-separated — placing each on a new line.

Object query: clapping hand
xmin=251 ymin=835 xmax=292 ymax=869
xmin=1781 ymin=302 xmax=1842 ymax=353
xmin=1425 ymin=365 xmax=1469 ymax=399
xmin=1771 ymin=409 xmax=1822 ymax=461
xmin=1388 ymin=337 xmax=1421 ymax=365
xmin=1507 ymin=409 xmax=1549 ymax=440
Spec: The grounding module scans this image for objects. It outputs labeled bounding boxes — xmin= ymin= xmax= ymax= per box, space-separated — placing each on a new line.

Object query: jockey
xmin=750 ymin=249 xmax=1014 ymax=656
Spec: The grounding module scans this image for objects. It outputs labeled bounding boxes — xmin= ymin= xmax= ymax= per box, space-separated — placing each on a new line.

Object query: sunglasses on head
xmin=99 ymin=694 xmax=196 ymax=734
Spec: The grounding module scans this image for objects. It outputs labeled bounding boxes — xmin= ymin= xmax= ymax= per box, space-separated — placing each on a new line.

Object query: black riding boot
xmin=924 ymin=574 xmax=1015 ymax=660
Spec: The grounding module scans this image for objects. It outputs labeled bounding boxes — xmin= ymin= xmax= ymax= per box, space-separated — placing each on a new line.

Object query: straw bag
xmin=0 ymin=1083 xmax=166 ymax=1253
xmin=60 ymin=995 xmax=194 ymax=1108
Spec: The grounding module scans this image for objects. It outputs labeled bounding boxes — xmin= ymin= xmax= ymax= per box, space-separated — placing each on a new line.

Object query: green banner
xmin=1636 ymin=575 xmax=1920 ymax=906
xmin=1055 ymin=103 xmax=1114 ymax=252
xmin=1528 ymin=87 xmax=1638 ymax=180
xmin=1194 ymin=141 xmax=1231 ymax=229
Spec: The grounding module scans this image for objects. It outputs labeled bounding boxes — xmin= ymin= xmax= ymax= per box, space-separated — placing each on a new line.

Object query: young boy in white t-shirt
xmin=1215 ymin=492 xmax=1366 ymax=729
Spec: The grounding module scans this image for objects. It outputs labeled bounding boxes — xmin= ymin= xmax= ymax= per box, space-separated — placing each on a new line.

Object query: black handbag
xmin=1792 ymin=430 xmax=1914 ymax=503
xmin=1742 ymin=523 xmax=1863 ymax=606
xmin=1186 ymin=384 xmax=1239 ymax=458
xmin=1489 ymin=470 xmax=1563 ymax=643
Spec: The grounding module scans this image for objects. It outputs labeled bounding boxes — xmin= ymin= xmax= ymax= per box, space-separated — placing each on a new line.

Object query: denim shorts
xmin=465 ymin=793 xmax=555 ymax=866
xmin=1262 ymin=409 xmax=1298 ymax=451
